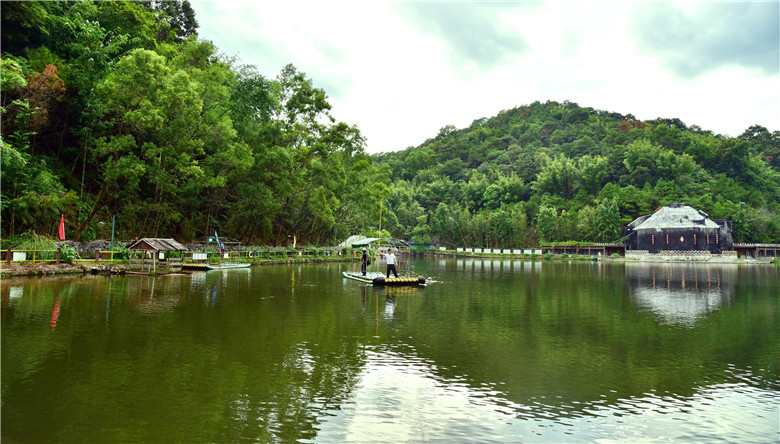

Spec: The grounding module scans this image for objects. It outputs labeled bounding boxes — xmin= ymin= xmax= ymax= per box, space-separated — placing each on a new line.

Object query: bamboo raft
xmin=342 ymin=271 xmax=425 ymax=286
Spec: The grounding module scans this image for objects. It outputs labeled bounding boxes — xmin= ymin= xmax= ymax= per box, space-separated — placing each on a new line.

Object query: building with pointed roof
xmin=624 ymin=203 xmax=732 ymax=254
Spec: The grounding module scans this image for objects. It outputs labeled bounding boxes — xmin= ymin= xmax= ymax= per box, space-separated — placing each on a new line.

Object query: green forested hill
xmin=374 ymin=101 xmax=780 ymax=247
xmin=2 ymin=2 xmax=778 ymax=248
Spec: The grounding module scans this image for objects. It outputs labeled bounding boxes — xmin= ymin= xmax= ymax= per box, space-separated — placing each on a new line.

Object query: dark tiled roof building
xmin=625 ymin=203 xmax=732 ymax=254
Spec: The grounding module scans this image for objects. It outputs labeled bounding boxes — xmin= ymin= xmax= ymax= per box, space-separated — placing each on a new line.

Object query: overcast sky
xmin=190 ymin=1 xmax=779 ymax=154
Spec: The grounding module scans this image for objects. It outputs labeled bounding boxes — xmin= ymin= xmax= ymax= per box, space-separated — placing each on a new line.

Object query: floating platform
xmin=205 ymin=263 xmax=251 ymax=270
xmin=342 ymin=271 xmax=425 ymax=286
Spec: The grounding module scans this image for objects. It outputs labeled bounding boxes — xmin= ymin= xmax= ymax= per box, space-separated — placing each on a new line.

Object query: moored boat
xmin=205 ymin=262 xmax=251 ymax=270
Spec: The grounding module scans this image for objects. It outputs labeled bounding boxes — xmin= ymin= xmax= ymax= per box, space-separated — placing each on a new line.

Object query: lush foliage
xmin=374 ymin=102 xmax=780 ymax=247
xmin=1 ymin=1 xmax=385 ymax=245
xmin=9 ymin=230 xmax=79 ymax=262
xmin=2 ymin=2 xmax=778 ymax=247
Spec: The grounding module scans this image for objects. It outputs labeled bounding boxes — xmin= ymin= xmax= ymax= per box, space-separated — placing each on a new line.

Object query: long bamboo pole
xmin=376 ymin=198 xmax=382 ymax=273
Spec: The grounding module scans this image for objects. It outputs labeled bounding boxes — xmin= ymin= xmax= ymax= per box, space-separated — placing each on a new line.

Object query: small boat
xmin=342 ymin=271 xmax=425 ymax=286
xmin=205 ymin=262 xmax=251 ymax=270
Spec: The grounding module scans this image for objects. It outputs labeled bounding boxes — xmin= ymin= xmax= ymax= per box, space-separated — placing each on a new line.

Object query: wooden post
xmin=6 ymin=248 xmax=11 ymax=264
xmin=56 ymin=248 xmax=61 ymax=264
xmin=95 ymin=249 xmax=100 ymax=263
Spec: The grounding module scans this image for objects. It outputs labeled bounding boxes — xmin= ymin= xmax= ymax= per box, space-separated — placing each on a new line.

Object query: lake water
xmin=2 ymin=259 xmax=778 ymax=443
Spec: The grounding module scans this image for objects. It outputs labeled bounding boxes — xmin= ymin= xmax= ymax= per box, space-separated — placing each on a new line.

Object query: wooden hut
xmin=126 ymin=238 xmax=187 ymax=273
xmin=624 ymin=203 xmax=732 ymax=254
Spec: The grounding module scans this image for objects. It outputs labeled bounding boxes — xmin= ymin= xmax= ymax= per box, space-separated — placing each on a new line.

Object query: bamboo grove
xmin=2 ymin=1 xmax=779 ymax=247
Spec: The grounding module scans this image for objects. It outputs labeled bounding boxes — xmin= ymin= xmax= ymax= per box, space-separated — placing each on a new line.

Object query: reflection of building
xmin=625 ymin=263 xmax=736 ymax=326
xmin=625 ymin=203 xmax=732 ymax=254
xmin=127 ymin=276 xmax=183 ymax=314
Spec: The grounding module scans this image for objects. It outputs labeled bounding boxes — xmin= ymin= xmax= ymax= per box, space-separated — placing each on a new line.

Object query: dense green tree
xmin=537 ymin=205 xmax=557 ymax=243
xmin=532 ymin=153 xmax=579 ymax=199
xmin=143 ymin=0 xmax=198 ymax=43
xmin=411 ymin=215 xmax=432 ymax=245
xmin=403 ymin=148 xmax=436 ymax=181
xmin=576 ymin=205 xmax=597 ymax=242
xmin=577 ymin=155 xmax=608 ymax=195
xmin=593 ymin=199 xmax=622 ymax=243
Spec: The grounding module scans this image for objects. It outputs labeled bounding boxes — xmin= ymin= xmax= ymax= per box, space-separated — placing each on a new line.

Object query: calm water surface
xmin=2 ymin=259 xmax=778 ymax=443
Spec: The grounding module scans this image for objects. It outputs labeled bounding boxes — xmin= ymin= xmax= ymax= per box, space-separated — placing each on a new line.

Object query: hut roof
xmin=632 ymin=203 xmax=720 ymax=231
xmin=126 ymin=238 xmax=187 ymax=251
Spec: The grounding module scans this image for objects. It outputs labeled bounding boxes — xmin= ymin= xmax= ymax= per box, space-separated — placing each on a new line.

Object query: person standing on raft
xmin=381 ymin=248 xmax=399 ymax=278
xmin=361 ymin=248 xmax=368 ymax=276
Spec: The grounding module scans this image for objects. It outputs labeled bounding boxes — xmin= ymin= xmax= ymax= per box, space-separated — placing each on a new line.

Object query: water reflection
xmin=312 ymin=346 xmax=521 ymax=443
xmin=625 ymin=263 xmax=737 ymax=327
xmin=452 ymin=257 xmax=544 ymax=276
xmin=9 ymin=286 xmax=23 ymax=300
xmin=126 ymin=276 xmax=183 ymax=314
xmin=190 ymin=270 xmax=206 ymax=291
xmin=313 ymin=345 xmax=780 ymax=443
xmin=2 ymin=262 xmax=778 ymax=443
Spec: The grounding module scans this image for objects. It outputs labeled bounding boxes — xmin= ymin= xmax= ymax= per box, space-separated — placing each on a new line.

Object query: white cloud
xmin=191 ymin=1 xmax=779 ymax=153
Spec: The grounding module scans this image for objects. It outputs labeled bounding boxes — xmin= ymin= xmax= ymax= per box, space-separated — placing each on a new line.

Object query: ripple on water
xmin=309 ymin=346 xmax=780 ymax=443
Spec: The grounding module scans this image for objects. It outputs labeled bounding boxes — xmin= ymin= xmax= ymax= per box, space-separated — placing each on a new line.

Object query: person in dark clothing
xmin=361 ymin=248 xmax=368 ymax=276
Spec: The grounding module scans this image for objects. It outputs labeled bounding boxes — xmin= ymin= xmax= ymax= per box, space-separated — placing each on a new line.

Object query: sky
xmin=189 ymin=1 xmax=780 ymax=154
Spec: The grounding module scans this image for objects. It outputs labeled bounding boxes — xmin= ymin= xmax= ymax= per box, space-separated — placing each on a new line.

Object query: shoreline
xmin=2 ymin=254 xmax=773 ymax=278
xmin=0 ymin=257 xmax=357 ymax=278
xmin=420 ymin=251 xmax=774 ymax=264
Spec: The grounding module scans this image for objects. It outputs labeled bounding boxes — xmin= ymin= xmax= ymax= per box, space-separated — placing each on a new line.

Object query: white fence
xmin=444 ymin=248 xmax=543 ymax=255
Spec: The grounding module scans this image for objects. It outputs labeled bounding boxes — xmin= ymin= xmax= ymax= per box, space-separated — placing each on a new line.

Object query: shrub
xmin=15 ymin=231 xmax=58 ymax=260
xmin=112 ymin=245 xmax=130 ymax=261
xmin=610 ymin=253 xmax=621 ymax=259
xmin=59 ymin=246 xmax=80 ymax=263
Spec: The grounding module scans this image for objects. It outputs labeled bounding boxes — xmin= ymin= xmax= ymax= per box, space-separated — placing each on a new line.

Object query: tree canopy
xmin=2 ymin=2 xmax=778 ymax=247
xmin=1 ymin=1 xmax=384 ymax=245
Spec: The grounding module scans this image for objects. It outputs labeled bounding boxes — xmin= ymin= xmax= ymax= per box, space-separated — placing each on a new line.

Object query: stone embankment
xmin=1 ymin=262 xmax=90 ymax=277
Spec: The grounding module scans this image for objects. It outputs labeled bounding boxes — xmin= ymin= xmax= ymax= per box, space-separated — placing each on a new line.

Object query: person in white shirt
xmin=382 ymin=248 xmax=398 ymax=278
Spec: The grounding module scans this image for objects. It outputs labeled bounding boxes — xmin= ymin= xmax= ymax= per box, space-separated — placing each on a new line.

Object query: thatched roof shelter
xmin=126 ymin=238 xmax=187 ymax=252
xmin=125 ymin=238 xmax=187 ymax=274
